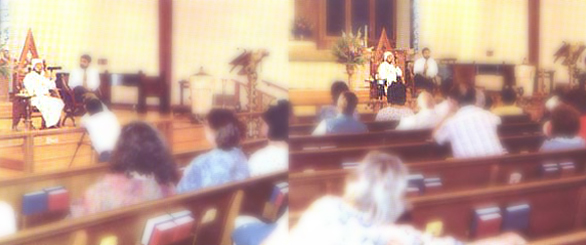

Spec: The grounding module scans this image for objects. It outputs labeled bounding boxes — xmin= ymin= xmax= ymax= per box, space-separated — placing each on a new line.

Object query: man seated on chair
xmin=23 ymin=58 xmax=64 ymax=129
xmin=82 ymin=96 xmax=121 ymax=162
xmin=413 ymin=47 xmax=438 ymax=92
xmin=69 ymin=54 xmax=101 ymax=103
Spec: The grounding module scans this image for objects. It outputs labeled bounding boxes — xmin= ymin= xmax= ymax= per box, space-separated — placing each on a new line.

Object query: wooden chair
xmin=55 ymin=73 xmax=85 ymax=127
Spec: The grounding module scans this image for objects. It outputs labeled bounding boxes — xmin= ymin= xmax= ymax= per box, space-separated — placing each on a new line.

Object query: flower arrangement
xmin=332 ymin=30 xmax=368 ymax=69
xmin=292 ymin=17 xmax=313 ymax=40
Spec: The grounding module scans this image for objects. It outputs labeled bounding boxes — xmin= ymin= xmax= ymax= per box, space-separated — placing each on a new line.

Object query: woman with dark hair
xmin=177 ymin=109 xmax=249 ymax=193
xmin=541 ymin=104 xmax=586 ymax=151
xmin=248 ymin=100 xmax=290 ymax=176
xmin=73 ymin=121 xmax=178 ymax=216
xmin=318 ymin=81 xmax=359 ymax=121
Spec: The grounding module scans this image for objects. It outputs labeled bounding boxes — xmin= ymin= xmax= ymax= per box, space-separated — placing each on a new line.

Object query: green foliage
xmin=0 ymin=43 xmax=9 ymax=79
xmin=331 ymin=29 xmax=367 ymax=68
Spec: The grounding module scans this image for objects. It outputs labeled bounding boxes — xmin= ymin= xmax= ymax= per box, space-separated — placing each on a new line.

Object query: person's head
xmin=453 ymin=85 xmax=476 ymax=106
xmin=31 ymin=59 xmax=43 ymax=72
xmin=262 ymin=100 xmax=290 ymax=142
xmin=110 ymin=121 xmax=178 ymax=186
xmin=80 ymin=54 xmax=92 ymax=69
xmin=344 ymin=151 xmax=408 ymax=224
xmin=549 ymin=104 xmax=581 ymax=138
xmin=422 ymin=47 xmax=431 ymax=59
xmin=388 ymin=82 xmax=407 ymax=106
xmin=417 ymin=91 xmax=434 ymax=110
xmin=337 ymin=91 xmax=359 ymax=116
xmin=330 ymin=81 xmax=350 ymax=105
xmin=205 ymin=109 xmax=246 ymax=150
xmin=501 ymin=86 xmax=517 ymax=106
xmin=85 ymin=97 xmax=103 ymax=116
xmin=384 ymin=51 xmax=394 ymax=63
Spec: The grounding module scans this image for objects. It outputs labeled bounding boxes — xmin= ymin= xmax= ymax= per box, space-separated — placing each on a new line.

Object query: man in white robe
xmin=413 ymin=47 xmax=438 ymax=92
xmin=23 ymin=59 xmax=64 ymax=128
xmin=377 ymin=51 xmax=402 ymax=100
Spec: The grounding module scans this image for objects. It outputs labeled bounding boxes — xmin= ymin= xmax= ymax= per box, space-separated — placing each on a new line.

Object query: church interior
xmin=1 ymin=0 xmax=586 ymax=244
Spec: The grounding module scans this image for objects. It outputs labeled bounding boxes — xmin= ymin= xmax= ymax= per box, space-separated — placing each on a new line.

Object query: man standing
xmin=413 ymin=48 xmax=438 ymax=92
xmin=23 ymin=58 xmax=64 ymax=128
xmin=68 ymin=54 xmax=100 ymax=103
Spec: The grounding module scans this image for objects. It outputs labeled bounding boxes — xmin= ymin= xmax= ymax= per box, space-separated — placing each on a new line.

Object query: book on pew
xmin=169 ymin=210 xmax=195 ymax=243
xmin=43 ymin=186 xmax=70 ymax=212
xmin=22 ymin=191 xmax=48 ymax=215
xmin=559 ymin=161 xmax=576 ymax=177
xmin=541 ymin=163 xmax=560 ymax=178
xmin=424 ymin=177 xmax=443 ymax=194
xmin=149 ymin=221 xmax=176 ymax=245
xmin=471 ymin=207 xmax=502 ymax=239
xmin=408 ymin=174 xmax=425 ymax=195
xmin=141 ymin=214 xmax=174 ymax=245
xmin=502 ymin=203 xmax=531 ymax=232
xmin=406 ymin=187 xmax=421 ymax=197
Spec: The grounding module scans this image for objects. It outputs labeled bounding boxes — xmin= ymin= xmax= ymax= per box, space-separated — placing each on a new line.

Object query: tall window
xmin=321 ymin=0 xmax=396 ymax=47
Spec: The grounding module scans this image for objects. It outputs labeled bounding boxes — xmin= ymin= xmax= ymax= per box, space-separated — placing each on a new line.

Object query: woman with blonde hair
xmin=288 ymin=151 xmax=526 ymax=245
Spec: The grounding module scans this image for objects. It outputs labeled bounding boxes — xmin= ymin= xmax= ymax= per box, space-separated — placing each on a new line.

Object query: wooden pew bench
xmin=289 ymin=123 xmax=543 ymax=152
xmin=290 ymin=134 xmax=546 ymax=172
xmin=0 ymin=139 xmax=267 ymax=229
xmin=289 ymin=175 xmax=586 ymax=241
xmin=290 ymin=120 xmax=541 ymax=137
xmin=0 ymin=171 xmax=287 ymax=245
xmin=289 ymin=148 xmax=586 ymax=213
xmin=293 ymin=113 xmax=531 ymax=125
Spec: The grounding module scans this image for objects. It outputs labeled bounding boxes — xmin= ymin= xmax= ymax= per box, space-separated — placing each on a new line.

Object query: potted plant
xmin=332 ymin=30 xmax=368 ymax=86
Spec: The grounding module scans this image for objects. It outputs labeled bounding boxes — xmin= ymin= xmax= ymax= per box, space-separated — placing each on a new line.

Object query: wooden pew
xmin=529 ymin=230 xmax=586 ymax=245
xmin=290 ymin=134 xmax=546 ymax=172
xmin=293 ymin=113 xmax=531 ymax=125
xmin=289 ymin=123 xmax=543 ymax=151
xmin=290 ymin=175 xmax=586 ymax=241
xmin=0 ymin=139 xmax=267 ymax=229
xmin=0 ymin=171 xmax=287 ymax=245
xmin=290 ymin=120 xmax=541 ymax=136
xmin=289 ymin=148 xmax=586 ymax=212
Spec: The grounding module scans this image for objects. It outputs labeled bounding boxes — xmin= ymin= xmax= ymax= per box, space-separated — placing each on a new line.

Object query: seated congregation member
xmin=318 ymin=81 xmax=358 ymax=121
xmin=434 ymin=86 xmax=506 ymax=158
xmin=541 ymin=104 xmax=586 ymax=151
xmin=492 ymin=86 xmax=523 ymax=116
xmin=312 ymin=92 xmax=367 ymax=136
xmin=375 ymin=80 xmax=413 ymax=121
xmin=249 ymin=100 xmax=289 ymax=176
xmin=177 ymin=109 xmax=249 ymax=193
xmin=562 ymin=88 xmax=586 ymax=140
xmin=73 ymin=121 xmax=177 ymax=216
xmin=435 ymin=82 xmax=457 ymax=119
xmin=81 ymin=97 xmax=121 ymax=162
xmin=396 ymin=91 xmax=440 ymax=130
xmin=288 ymin=151 xmax=525 ymax=245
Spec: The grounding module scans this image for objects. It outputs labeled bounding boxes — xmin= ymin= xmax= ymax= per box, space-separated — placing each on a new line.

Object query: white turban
xmin=31 ymin=58 xmax=43 ymax=68
xmin=383 ymin=51 xmax=393 ymax=61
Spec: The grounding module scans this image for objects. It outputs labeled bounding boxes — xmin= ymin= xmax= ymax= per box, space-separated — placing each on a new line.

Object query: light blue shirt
xmin=325 ymin=114 xmax=368 ymax=135
xmin=318 ymin=105 xmax=359 ymax=122
xmin=177 ymin=148 xmax=249 ymax=193
xmin=540 ymin=137 xmax=586 ymax=152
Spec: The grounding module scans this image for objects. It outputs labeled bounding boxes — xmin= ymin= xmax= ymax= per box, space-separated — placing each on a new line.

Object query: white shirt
xmin=69 ymin=67 xmax=101 ymax=91
xmin=377 ymin=62 xmax=402 ymax=82
xmin=435 ymin=100 xmax=452 ymax=119
xmin=434 ymin=105 xmax=505 ymax=158
xmin=413 ymin=57 xmax=438 ymax=78
xmin=396 ymin=109 xmax=441 ymax=130
xmin=248 ymin=143 xmax=288 ymax=176
xmin=81 ymin=109 xmax=121 ymax=154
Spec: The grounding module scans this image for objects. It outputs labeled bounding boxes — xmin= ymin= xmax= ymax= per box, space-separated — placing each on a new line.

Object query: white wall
xmin=540 ymin=0 xmax=586 ymax=84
